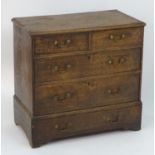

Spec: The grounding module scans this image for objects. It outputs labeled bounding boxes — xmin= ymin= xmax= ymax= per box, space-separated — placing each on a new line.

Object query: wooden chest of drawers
xmin=12 ymin=10 xmax=145 ymax=147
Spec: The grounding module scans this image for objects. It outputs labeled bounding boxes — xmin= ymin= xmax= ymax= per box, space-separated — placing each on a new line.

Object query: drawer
xmin=92 ymin=27 xmax=143 ymax=50
xmin=33 ymin=102 xmax=141 ymax=144
xmin=34 ymin=33 xmax=89 ymax=55
xmin=34 ymin=74 xmax=140 ymax=115
xmin=35 ymin=48 xmax=141 ymax=83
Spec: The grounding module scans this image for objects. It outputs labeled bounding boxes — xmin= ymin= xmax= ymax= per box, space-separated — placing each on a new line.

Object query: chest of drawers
xmin=12 ymin=10 xmax=145 ymax=147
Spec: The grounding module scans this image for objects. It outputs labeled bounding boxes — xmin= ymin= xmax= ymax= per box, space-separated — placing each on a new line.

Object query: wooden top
xmin=12 ymin=10 xmax=145 ymax=35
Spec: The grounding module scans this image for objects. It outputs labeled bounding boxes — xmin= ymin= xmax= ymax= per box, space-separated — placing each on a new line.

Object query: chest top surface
xmin=12 ymin=10 xmax=145 ymax=35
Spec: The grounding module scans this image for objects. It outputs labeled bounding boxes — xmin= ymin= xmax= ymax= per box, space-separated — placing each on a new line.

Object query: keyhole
xmin=87 ymin=55 xmax=91 ymax=60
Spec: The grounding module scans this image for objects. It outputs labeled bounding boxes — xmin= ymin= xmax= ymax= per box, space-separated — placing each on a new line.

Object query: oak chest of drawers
xmin=12 ymin=10 xmax=145 ymax=147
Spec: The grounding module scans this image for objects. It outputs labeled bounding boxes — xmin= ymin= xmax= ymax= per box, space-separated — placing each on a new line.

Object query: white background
xmin=2 ymin=0 xmax=154 ymax=154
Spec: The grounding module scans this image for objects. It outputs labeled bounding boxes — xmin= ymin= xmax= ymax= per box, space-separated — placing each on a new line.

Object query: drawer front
xmin=92 ymin=27 xmax=143 ymax=50
xmin=34 ymin=74 xmax=140 ymax=115
xmin=33 ymin=103 xmax=141 ymax=143
xmin=35 ymin=48 xmax=141 ymax=83
xmin=34 ymin=33 xmax=89 ymax=55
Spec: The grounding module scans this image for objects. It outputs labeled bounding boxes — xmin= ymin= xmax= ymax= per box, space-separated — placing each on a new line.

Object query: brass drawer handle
xmin=53 ymin=92 xmax=72 ymax=102
xmin=53 ymin=39 xmax=72 ymax=48
xmin=52 ymin=65 xmax=59 ymax=72
xmin=65 ymin=39 xmax=71 ymax=45
xmin=65 ymin=64 xmax=72 ymax=69
xmin=65 ymin=92 xmax=72 ymax=98
xmin=54 ymin=40 xmax=59 ymax=46
xmin=107 ymin=88 xmax=120 ymax=95
xmin=119 ymin=57 xmax=126 ymax=63
xmin=108 ymin=59 xmax=113 ymax=64
xmin=106 ymin=115 xmax=119 ymax=123
xmin=106 ymin=56 xmax=127 ymax=65
xmin=121 ymin=34 xmax=126 ymax=39
xmin=109 ymin=34 xmax=114 ymax=40
xmin=53 ymin=95 xmax=65 ymax=102
xmin=107 ymin=58 xmax=113 ymax=65
xmin=109 ymin=34 xmax=126 ymax=40
xmin=53 ymin=95 xmax=59 ymax=101
xmin=54 ymin=123 xmax=70 ymax=131
xmin=51 ymin=64 xmax=72 ymax=72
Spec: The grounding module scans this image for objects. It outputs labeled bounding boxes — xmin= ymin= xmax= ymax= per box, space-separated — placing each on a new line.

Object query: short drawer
xmin=33 ymin=102 xmax=141 ymax=143
xmin=92 ymin=27 xmax=143 ymax=50
xmin=34 ymin=73 xmax=140 ymax=115
xmin=34 ymin=33 xmax=89 ymax=55
xmin=34 ymin=48 xmax=141 ymax=83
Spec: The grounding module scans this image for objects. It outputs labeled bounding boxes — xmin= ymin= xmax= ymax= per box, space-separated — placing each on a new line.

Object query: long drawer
xmin=34 ymin=73 xmax=140 ymax=115
xmin=32 ymin=102 xmax=141 ymax=145
xmin=34 ymin=48 xmax=141 ymax=83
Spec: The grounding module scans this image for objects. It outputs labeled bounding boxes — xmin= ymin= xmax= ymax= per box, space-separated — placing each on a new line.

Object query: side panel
xmin=13 ymin=23 xmax=33 ymax=114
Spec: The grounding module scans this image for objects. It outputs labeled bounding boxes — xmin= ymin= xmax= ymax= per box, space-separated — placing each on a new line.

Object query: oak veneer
xmin=12 ymin=10 xmax=145 ymax=147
